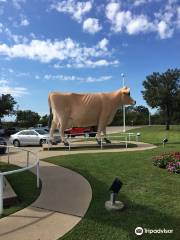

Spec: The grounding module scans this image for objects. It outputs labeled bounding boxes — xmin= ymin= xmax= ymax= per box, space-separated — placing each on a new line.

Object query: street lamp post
xmin=121 ymin=73 xmax=126 ymax=132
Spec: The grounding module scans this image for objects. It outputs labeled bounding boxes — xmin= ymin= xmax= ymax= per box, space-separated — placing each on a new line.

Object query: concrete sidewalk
xmin=0 ymin=152 xmax=92 ymax=240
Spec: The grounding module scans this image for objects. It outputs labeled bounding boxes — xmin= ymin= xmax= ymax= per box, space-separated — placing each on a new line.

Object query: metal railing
xmin=0 ymin=145 xmax=40 ymax=215
xmin=47 ymin=132 xmax=141 ymax=151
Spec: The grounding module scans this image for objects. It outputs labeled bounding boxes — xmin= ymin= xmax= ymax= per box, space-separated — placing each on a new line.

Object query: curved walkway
xmin=0 ymin=152 xmax=92 ymax=240
xmin=0 ymin=141 xmax=156 ymax=240
xmin=39 ymin=141 xmax=157 ymax=158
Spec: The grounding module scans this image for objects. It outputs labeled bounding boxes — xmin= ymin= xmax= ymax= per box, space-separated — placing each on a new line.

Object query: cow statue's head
xmin=121 ymin=87 xmax=136 ymax=106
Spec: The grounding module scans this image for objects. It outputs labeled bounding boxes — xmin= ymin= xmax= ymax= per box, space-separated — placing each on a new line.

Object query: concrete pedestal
xmin=105 ymin=200 xmax=125 ymax=211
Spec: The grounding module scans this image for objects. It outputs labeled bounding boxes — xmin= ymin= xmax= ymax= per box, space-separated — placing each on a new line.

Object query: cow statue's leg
xmin=49 ymin=120 xmax=57 ymax=144
xmin=102 ymin=128 xmax=111 ymax=144
xmin=96 ymin=124 xmax=105 ymax=145
xmin=95 ymin=130 xmax=101 ymax=145
xmin=59 ymin=122 xmax=69 ymax=146
xmin=96 ymin=112 xmax=110 ymax=145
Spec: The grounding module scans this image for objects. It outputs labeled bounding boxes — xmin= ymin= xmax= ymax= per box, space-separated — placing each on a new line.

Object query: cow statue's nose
xmin=133 ymin=100 xmax=136 ymax=105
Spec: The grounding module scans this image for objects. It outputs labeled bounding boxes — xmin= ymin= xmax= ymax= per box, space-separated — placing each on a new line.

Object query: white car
xmin=10 ymin=129 xmax=50 ymax=147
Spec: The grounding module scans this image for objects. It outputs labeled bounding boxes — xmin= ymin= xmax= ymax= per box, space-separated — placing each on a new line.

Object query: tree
xmin=142 ymin=69 xmax=180 ymax=130
xmin=39 ymin=114 xmax=49 ymax=126
xmin=110 ymin=105 xmax=150 ymax=126
xmin=16 ymin=110 xmax=40 ymax=128
xmin=0 ymin=94 xmax=16 ymax=123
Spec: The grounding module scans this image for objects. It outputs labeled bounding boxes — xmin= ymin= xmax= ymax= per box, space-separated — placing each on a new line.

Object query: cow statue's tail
xmin=48 ymin=94 xmax=53 ymax=129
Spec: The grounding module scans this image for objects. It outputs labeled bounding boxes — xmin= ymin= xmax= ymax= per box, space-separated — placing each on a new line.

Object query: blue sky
xmin=0 ymin=0 xmax=180 ymax=117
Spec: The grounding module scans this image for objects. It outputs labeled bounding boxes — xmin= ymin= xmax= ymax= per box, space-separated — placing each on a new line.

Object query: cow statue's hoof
xmin=104 ymin=138 xmax=111 ymax=144
xmin=96 ymin=138 xmax=101 ymax=145
xmin=63 ymin=141 xmax=70 ymax=147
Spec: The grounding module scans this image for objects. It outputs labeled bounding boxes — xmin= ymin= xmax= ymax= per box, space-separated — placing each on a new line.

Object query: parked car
xmin=10 ymin=129 xmax=50 ymax=147
xmin=29 ymin=126 xmax=49 ymax=132
xmin=0 ymin=137 xmax=7 ymax=154
xmin=32 ymin=128 xmax=60 ymax=143
xmin=0 ymin=126 xmax=5 ymax=136
xmin=64 ymin=126 xmax=97 ymax=137
xmin=5 ymin=127 xmax=19 ymax=136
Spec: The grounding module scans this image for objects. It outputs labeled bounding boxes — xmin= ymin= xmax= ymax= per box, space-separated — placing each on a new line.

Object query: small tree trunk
xmin=166 ymin=122 xmax=170 ymax=130
xmin=166 ymin=108 xmax=171 ymax=131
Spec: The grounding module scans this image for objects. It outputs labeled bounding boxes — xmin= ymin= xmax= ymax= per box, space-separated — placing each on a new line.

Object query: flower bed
xmin=153 ymin=152 xmax=180 ymax=174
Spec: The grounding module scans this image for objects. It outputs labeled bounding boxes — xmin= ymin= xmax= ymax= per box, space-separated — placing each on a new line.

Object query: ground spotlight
xmin=105 ymin=178 xmax=125 ymax=211
xmin=163 ymin=138 xmax=168 ymax=147
xmin=136 ymin=132 xmax=141 ymax=141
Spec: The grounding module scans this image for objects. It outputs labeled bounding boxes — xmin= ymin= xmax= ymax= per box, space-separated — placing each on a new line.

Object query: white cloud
xmin=83 ymin=18 xmax=102 ymax=34
xmin=133 ymin=0 xmax=147 ymax=6
xmin=0 ymin=37 xmax=118 ymax=68
xmin=44 ymin=74 xmax=112 ymax=83
xmin=105 ymin=1 xmax=178 ymax=39
xmin=8 ymin=68 xmax=14 ymax=73
xmin=105 ymin=2 xmax=120 ymax=22
xmin=98 ymin=38 xmax=109 ymax=50
xmin=106 ymin=6 xmax=153 ymax=34
xmin=3 ymin=28 xmax=28 ymax=43
xmin=12 ymin=0 xmax=26 ymax=10
xmin=0 ymin=80 xmax=28 ymax=97
xmin=157 ymin=20 xmax=174 ymax=39
xmin=126 ymin=15 xmax=154 ymax=34
xmin=84 ymin=59 xmax=119 ymax=68
xmin=176 ymin=7 xmax=180 ymax=28
xmin=153 ymin=0 xmax=177 ymax=38
xmin=20 ymin=15 xmax=29 ymax=26
xmin=2 ymin=26 xmax=28 ymax=43
xmin=0 ymin=23 xmax=3 ymax=32
xmin=35 ymin=75 xmax=40 ymax=80
xmin=0 ymin=80 xmax=8 ymax=84
xmin=114 ymin=10 xmax=132 ymax=32
xmin=53 ymin=59 xmax=119 ymax=68
xmin=51 ymin=0 xmax=93 ymax=23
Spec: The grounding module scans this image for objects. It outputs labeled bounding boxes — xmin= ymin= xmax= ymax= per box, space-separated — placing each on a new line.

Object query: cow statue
xmin=48 ymin=87 xmax=136 ymax=146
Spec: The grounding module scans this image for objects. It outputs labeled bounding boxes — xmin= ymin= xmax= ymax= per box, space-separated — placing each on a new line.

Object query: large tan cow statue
xmin=48 ymin=87 xmax=136 ymax=146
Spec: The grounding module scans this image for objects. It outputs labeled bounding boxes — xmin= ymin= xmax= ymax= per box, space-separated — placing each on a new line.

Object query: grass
xmin=0 ymin=162 xmax=41 ymax=218
xmin=125 ymin=125 xmax=180 ymax=146
xmin=43 ymin=125 xmax=180 ymax=240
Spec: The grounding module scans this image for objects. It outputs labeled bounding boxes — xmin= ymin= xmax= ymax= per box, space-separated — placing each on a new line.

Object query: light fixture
xmin=163 ymin=138 xmax=168 ymax=147
xmin=136 ymin=132 xmax=141 ymax=141
xmin=105 ymin=178 xmax=125 ymax=211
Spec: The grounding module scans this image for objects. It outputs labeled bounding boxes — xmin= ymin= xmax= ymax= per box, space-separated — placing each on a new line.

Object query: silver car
xmin=10 ymin=129 xmax=50 ymax=147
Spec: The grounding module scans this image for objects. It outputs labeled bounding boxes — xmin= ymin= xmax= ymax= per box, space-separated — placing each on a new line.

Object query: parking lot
xmin=1 ymin=126 xmax=141 ymax=154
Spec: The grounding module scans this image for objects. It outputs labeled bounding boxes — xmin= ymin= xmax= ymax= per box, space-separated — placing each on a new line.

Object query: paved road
xmin=106 ymin=126 xmax=141 ymax=133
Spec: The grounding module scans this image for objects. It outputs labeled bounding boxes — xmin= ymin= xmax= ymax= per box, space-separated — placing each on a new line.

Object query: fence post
xmin=0 ymin=174 xmax=4 ymax=216
xmin=101 ymin=136 xmax=103 ymax=150
xmin=27 ymin=151 xmax=29 ymax=167
xmin=36 ymin=161 xmax=40 ymax=188
xmin=125 ymin=136 xmax=128 ymax=149
xmin=7 ymin=147 xmax=10 ymax=164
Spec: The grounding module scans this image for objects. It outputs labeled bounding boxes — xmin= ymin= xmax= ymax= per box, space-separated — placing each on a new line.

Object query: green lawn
xmin=44 ymin=125 xmax=180 ymax=240
xmin=0 ymin=163 xmax=41 ymax=217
